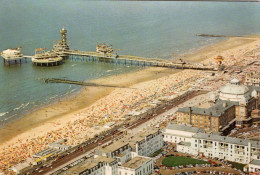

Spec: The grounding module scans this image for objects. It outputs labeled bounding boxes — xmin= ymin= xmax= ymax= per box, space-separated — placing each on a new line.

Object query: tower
xmin=60 ymin=25 xmax=68 ymax=46
xmin=53 ymin=25 xmax=69 ymax=55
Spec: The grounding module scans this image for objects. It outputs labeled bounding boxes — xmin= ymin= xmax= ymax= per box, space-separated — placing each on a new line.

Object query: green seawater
xmin=0 ymin=0 xmax=259 ymax=127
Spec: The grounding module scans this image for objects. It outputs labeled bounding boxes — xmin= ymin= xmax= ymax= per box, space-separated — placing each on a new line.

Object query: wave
xmin=13 ymin=103 xmax=30 ymax=111
xmin=0 ymin=112 xmax=8 ymax=117
xmin=49 ymin=95 xmax=58 ymax=99
xmin=14 ymin=104 xmax=24 ymax=111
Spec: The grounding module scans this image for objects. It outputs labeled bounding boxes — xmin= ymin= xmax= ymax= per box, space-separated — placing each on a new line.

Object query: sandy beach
xmin=0 ymin=35 xmax=260 ymax=173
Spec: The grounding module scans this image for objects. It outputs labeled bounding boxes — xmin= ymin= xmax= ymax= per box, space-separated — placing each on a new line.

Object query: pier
xmin=45 ymin=78 xmax=127 ymax=88
xmin=59 ymin=50 xmax=219 ymax=71
xmin=1 ymin=26 xmax=221 ymax=71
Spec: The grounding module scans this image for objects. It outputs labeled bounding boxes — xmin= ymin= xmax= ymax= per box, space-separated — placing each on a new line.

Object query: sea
xmin=0 ymin=0 xmax=260 ymax=128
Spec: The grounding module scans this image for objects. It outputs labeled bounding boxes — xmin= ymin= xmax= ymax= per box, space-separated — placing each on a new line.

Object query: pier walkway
xmin=45 ymin=78 xmax=127 ymax=88
xmin=61 ymin=50 xmax=219 ymax=71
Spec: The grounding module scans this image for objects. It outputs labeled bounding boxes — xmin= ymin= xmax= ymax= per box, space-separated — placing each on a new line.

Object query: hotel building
xmin=163 ymin=123 xmax=260 ymax=165
xmin=118 ymin=156 xmax=153 ymax=175
xmin=129 ymin=129 xmax=163 ymax=157
xmin=177 ymin=78 xmax=260 ymax=131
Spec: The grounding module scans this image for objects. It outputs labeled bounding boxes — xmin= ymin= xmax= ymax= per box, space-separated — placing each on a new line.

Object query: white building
xmin=162 ymin=123 xmax=204 ymax=143
xmin=163 ymin=124 xmax=260 ymax=165
xmin=67 ymin=155 xmax=118 ymax=175
xmin=249 ymin=160 xmax=260 ymax=174
xmin=95 ymin=141 xmax=131 ymax=165
xmin=182 ymin=133 xmax=259 ymax=164
xmin=245 ymin=71 xmax=260 ymax=87
xmin=118 ymin=156 xmax=153 ymax=175
xmin=244 ymin=159 xmax=260 ymax=174
xmin=129 ymin=129 xmax=163 ymax=157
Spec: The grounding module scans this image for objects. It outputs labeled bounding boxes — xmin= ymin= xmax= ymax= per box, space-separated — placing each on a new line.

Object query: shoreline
xmin=0 ymin=35 xmax=259 ymax=147
xmin=0 ymin=66 xmax=175 ymax=145
xmin=0 ymin=35 xmax=260 ymax=173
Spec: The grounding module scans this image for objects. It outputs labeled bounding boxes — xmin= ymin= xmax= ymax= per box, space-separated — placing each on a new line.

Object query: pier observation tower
xmin=53 ymin=25 xmax=70 ymax=57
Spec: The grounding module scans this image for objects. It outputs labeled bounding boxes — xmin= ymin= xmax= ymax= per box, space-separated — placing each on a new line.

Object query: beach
xmin=0 ymin=35 xmax=260 ymax=173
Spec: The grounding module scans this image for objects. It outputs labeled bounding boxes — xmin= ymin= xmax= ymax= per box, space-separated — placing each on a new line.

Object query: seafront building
xmin=251 ymin=108 xmax=260 ymax=126
xmin=66 ymin=155 xmax=153 ymax=175
xmin=118 ymin=156 xmax=154 ymax=175
xmin=128 ymin=129 xmax=163 ymax=157
xmin=95 ymin=141 xmax=132 ymax=166
xmin=162 ymin=123 xmax=204 ymax=143
xmin=244 ymin=160 xmax=260 ymax=174
xmin=163 ymin=123 xmax=260 ymax=165
xmin=66 ymin=155 xmax=118 ymax=175
xmin=69 ymin=129 xmax=160 ymax=175
xmin=245 ymin=71 xmax=260 ymax=87
xmin=176 ymin=78 xmax=260 ymax=131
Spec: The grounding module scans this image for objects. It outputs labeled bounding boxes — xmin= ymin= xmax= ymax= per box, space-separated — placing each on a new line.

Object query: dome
xmin=219 ymin=78 xmax=249 ymax=102
xmin=220 ymin=79 xmax=249 ymax=95
xmin=230 ymin=78 xmax=240 ymax=85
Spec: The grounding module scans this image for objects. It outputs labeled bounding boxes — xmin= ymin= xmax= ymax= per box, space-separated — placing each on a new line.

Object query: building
xmin=49 ymin=143 xmax=71 ymax=150
xmin=163 ymin=124 xmax=260 ymax=164
xmin=245 ymin=71 xmax=260 ymax=87
xmin=177 ymin=133 xmax=260 ymax=164
xmin=95 ymin=141 xmax=131 ymax=165
xmin=177 ymin=78 xmax=260 ymax=131
xmin=162 ymin=123 xmax=204 ymax=143
xmin=118 ymin=156 xmax=153 ymax=175
xmin=129 ymin=129 xmax=163 ymax=157
xmin=251 ymin=109 xmax=260 ymax=126
xmin=244 ymin=160 xmax=260 ymax=174
xmin=67 ymin=155 xmax=118 ymax=175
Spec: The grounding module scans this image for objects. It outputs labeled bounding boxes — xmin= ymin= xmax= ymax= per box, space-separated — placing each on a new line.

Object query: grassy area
xmin=228 ymin=161 xmax=246 ymax=171
xmin=150 ymin=149 xmax=164 ymax=157
xmin=162 ymin=156 xmax=210 ymax=167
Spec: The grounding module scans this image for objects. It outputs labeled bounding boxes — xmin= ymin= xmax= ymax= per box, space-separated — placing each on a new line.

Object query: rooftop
xmin=100 ymin=141 xmax=129 ymax=153
xmin=249 ymin=159 xmax=260 ymax=166
xmin=164 ymin=123 xmax=204 ymax=133
xmin=94 ymin=155 xmax=115 ymax=163
xmin=68 ymin=162 xmax=98 ymax=174
xmin=177 ymin=99 xmax=236 ymax=117
xmin=121 ymin=156 xmax=151 ymax=169
xmin=220 ymin=78 xmax=249 ymax=95
xmin=139 ymin=129 xmax=159 ymax=137
xmin=193 ymin=133 xmax=260 ymax=148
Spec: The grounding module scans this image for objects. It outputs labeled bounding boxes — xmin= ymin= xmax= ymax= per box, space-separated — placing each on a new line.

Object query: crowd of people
xmin=0 ymin=39 xmax=259 ymax=174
